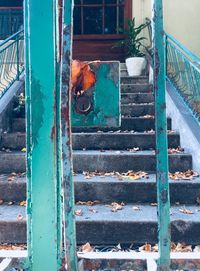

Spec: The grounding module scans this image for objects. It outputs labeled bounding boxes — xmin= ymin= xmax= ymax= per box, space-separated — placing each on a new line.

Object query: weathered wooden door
xmin=73 ymin=0 xmax=132 ymax=61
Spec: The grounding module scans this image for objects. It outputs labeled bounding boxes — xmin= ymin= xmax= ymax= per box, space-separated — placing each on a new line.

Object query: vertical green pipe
xmin=26 ymin=0 xmax=63 ymax=270
xmin=24 ymin=0 xmax=32 ymax=268
xmin=60 ymin=0 xmax=78 ymax=270
xmin=153 ymin=1 xmax=171 ymax=270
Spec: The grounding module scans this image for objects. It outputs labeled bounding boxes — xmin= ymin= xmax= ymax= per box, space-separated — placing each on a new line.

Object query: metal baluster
xmin=153 ymin=0 xmax=171 ymax=270
xmin=60 ymin=0 xmax=78 ymax=270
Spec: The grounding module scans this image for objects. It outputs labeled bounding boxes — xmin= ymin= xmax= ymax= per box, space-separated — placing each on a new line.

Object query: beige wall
xmin=132 ymin=0 xmax=200 ymax=57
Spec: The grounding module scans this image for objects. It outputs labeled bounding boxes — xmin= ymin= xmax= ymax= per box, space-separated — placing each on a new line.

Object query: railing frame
xmin=1 ymin=1 xmax=200 ymax=271
xmin=0 ymin=29 xmax=24 ymax=98
xmin=166 ymin=33 xmax=200 ymax=121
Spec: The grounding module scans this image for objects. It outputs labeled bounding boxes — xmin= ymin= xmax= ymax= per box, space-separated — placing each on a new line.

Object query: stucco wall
xmin=132 ymin=0 xmax=200 ymax=57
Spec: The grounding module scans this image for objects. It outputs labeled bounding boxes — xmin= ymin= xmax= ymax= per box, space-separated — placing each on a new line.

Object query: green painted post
xmin=153 ymin=0 xmax=171 ymax=270
xmin=60 ymin=0 xmax=78 ymax=270
xmin=24 ymin=0 xmax=32 ymax=268
xmin=25 ymin=0 xmax=63 ymax=270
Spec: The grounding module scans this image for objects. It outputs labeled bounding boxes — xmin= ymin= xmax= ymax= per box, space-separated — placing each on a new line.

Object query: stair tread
xmin=0 ymin=150 xmax=191 ymax=157
xmin=1 ymin=131 xmax=179 ymax=136
xmin=1 ymin=173 xmax=199 ymax=184
xmin=1 ymin=204 xmax=200 ymax=223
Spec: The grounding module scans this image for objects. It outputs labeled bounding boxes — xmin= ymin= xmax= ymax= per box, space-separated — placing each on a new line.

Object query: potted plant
xmin=116 ymin=18 xmax=149 ymax=76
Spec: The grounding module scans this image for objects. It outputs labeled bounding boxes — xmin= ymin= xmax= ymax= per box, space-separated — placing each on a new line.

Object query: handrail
xmin=166 ymin=33 xmax=200 ymax=64
xmin=166 ymin=32 xmax=200 ymax=120
xmin=0 ymin=30 xmax=23 ymax=48
xmin=0 ymin=30 xmax=24 ymax=98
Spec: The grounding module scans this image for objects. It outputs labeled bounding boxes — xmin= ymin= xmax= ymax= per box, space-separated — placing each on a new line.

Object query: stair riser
xmin=73 ymin=134 xmax=180 ymax=150
xmin=12 ymin=117 xmax=172 ymax=133
xmin=73 ymin=154 xmax=192 ymax=173
xmin=1 ymin=180 xmax=199 ymax=204
xmin=1 ymin=133 xmax=25 ymax=150
xmin=0 ymin=153 xmax=192 ymax=174
xmin=122 ymin=105 xmax=154 ymax=117
xmin=1 ymin=134 xmax=180 ymax=150
xmin=121 ymin=77 xmax=149 ymax=84
xmin=1 ymin=221 xmax=200 ymax=245
xmin=121 ymin=84 xmax=153 ymax=93
xmin=120 ymin=70 xmax=128 ymax=76
xmin=12 ymin=118 xmax=25 ymax=132
xmin=121 ymin=93 xmax=154 ymax=104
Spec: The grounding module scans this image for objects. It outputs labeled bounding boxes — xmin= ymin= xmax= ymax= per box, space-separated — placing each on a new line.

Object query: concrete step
xmin=1 ymin=174 xmax=200 ymax=204
xmin=121 ymin=93 xmax=154 ymax=104
xmin=0 ymin=132 xmax=25 ymax=150
xmin=121 ymin=84 xmax=153 ymax=93
xmin=120 ymin=70 xmax=128 ymax=76
xmin=73 ymin=151 xmax=192 ymax=173
xmin=1 ymin=132 xmax=180 ymax=151
xmin=122 ymin=104 xmax=154 ymax=117
xmin=12 ymin=117 xmax=172 ymax=133
xmin=1 ymin=204 xmax=200 ymax=244
xmin=0 ymin=151 xmax=192 ymax=174
xmin=121 ymin=76 xmax=149 ymax=84
xmin=12 ymin=118 xmax=25 ymax=132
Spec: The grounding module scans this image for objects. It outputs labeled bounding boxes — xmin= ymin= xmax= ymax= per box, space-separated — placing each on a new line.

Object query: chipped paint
xmin=153 ymin=0 xmax=171 ymax=270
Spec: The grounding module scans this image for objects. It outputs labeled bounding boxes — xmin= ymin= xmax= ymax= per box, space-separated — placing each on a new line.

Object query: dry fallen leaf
xmin=20 ymin=201 xmax=26 ymax=207
xmin=21 ymin=148 xmax=26 ymax=152
xmin=76 ymin=200 xmax=100 ymax=206
xmin=169 ymin=170 xmax=199 ymax=181
xmin=106 ymin=202 xmax=125 ymax=212
xmin=168 ymin=147 xmax=184 ymax=154
xmin=139 ymin=243 xmax=152 ymax=252
xmin=80 ymin=242 xmax=93 ymax=253
xmin=0 ymin=244 xmax=26 ymax=250
xmin=123 ymin=171 xmax=148 ymax=180
xmin=171 ymin=242 xmax=192 ymax=252
xmin=75 ymin=209 xmax=83 ymax=216
xmin=150 ymin=203 xmax=157 ymax=206
xmin=179 ymin=207 xmax=194 ymax=214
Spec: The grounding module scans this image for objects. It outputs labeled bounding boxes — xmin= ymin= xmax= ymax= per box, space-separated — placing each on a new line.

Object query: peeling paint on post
xmin=25 ymin=0 xmax=63 ymax=270
xmin=153 ymin=0 xmax=171 ymax=270
xmin=60 ymin=0 xmax=78 ymax=270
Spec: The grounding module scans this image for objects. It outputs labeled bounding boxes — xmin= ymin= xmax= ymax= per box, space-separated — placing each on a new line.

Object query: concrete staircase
xmin=0 ymin=71 xmax=200 ymax=246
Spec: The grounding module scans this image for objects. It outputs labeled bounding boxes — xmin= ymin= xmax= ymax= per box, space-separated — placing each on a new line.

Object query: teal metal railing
xmin=0 ymin=8 xmax=23 ymax=39
xmin=166 ymin=33 xmax=200 ymax=120
xmin=0 ymin=30 xmax=24 ymax=98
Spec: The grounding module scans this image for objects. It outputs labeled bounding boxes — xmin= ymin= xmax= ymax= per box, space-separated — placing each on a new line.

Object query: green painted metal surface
xmin=60 ymin=0 xmax=78 ymax=270
xmin=166 ymin=33 xmax=200 ymax=122
xmin=153 ymin=0 xmax=171 ymax=270
xmin=71 ymin=61 xmax=121 ymax=127
xmin=0 ymin=30 xmax=24 ymax=98
xmin=25 ymin=0 xmax=64 ymax=269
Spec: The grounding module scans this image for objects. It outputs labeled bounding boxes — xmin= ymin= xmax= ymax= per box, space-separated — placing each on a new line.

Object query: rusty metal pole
xmin=60 ymin=0 xmax=78 ymax=270
xmin=152 ymin=0 xmax=171 ymax=270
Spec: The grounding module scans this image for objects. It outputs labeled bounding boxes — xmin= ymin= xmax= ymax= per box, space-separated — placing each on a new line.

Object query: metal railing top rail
xmin=166 ymin=33 xmax=200 ymax=65
xmin=166 ymin=32 xmax=200 ymax=121
xmin=0 ymin=30 xmax=24 ymax=99
xmin=0 ymin=29 xmax=23 ymax=48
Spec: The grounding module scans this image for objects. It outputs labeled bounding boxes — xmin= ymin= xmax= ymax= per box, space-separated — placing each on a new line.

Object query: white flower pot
xmin=125 ymin=57 xmax=146 ymax=76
